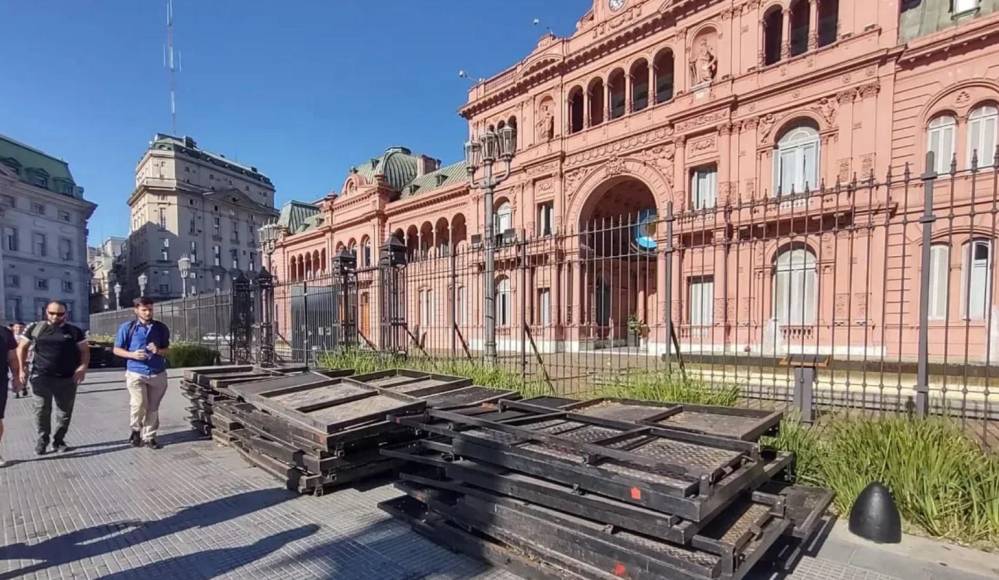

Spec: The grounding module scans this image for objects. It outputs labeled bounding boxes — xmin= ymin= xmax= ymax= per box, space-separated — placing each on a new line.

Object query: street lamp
xmin=113 ymin=282 xmax=122 ymax=311
xmin=137 ymin=272 xmax=148 ymax=298
xmin=178 ymin=255 xmax=191 ymax=298
xmin=259 ymin=223 xmax=281 ymax=272
xmin=465 ymin=124 xmax=517 ymax=365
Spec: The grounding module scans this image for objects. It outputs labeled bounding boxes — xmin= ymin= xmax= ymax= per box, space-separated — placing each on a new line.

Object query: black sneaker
xmin=128 ymin=431 xmax=142 ymax=447
xmin=144 ymin=438 xmax=162 ymax=450
xmin=35 ymin=442 xmax=48 ymax=456
xmin=52 ymin=442 xmax=70 ymax=453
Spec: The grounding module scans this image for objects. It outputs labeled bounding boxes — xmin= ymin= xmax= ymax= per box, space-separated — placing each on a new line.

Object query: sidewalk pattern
xmin=0 ymin=370 xmax=977 ymax=579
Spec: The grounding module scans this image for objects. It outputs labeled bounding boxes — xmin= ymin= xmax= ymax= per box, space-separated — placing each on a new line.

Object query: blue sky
xmin=0 ymin=0 xmax=589 ymax=245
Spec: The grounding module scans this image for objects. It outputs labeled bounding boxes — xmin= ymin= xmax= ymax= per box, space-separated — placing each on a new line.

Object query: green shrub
xmin=600 ymin=370 xmax=740 ymax=407
xmin=317 ymin=349 xmax=551 ymax=397
xmin=764 ymin=415 xmax=999 ymax=546
xmin=166 ymin=343 xmax=220 ymax=368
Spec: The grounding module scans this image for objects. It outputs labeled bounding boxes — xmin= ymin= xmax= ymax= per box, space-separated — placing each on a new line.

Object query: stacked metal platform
xmin=379 ymin=398 xmax=833 ymax=580
xmin=186 ymin=367 xmax=522 ymax=495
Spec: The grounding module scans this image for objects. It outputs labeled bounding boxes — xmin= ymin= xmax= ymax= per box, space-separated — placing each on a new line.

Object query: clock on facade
xmin=609 ymin=0 xmax=626 ymax=11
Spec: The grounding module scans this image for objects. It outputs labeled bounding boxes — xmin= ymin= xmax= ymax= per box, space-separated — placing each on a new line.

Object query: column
xmin=648 ymin=63 xmax=655 ymax=106
xmin=605 ymin=79 xmax=612 ymax=122
xmin=584 ymin=89 xmax=592 ymax=128
xmin=808 ymin=0 xmax=819 ymax=50
xmin=781 ymin=9 xmax=791 ymax=59
xmin=626 ymin=72 xmax=634 ymax=114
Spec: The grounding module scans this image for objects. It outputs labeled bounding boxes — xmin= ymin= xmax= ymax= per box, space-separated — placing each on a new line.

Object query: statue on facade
xmin=689 ymin=38 xmax=717 ymax=86
xmin=536 ymin=99 xmax=555 ymax=142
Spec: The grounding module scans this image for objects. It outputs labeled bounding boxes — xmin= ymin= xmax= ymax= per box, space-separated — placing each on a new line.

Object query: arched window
xmin=568 ymin=87 xmax=585 ymax=134
xmin=653 ymin=50 xmax=675 ymax=104
xmin=495 ymin=200 xmax=512 ymax=233
xmin=773 ymin=247 xmax=817 ymax=325
xmin=774 ymin=123 xmax=820 ymax=195
xmin=630 ymin=60 xmax=650 ymax=112
xmin=608 ymin=69 xmax=626 ymax=119
xmin=763 ymin=8 xmax=783 ymax=65
xmin=361 ymin=237 xmax=372 ymax=267
xmin=789 ymin=0 xmax=810 ymax=57
xmin=588 ymin=78 xmax=605 ymax=127
xmin=507 ymin=116 xmax=518 ymax=150
xmin=968 ymin=105 xmax=998 ymax=168
xmin=419 ymin=288 xmax=434 ymax=327
xmin=962 ymin=239 xmax=992 ymax=321
xmin=818 ymin=0 xmax=839 ymax=47
xmin=496 ymin=276 xmax=511 ymax=327
xmin=927 ymin=114 xmax=956 ymax=174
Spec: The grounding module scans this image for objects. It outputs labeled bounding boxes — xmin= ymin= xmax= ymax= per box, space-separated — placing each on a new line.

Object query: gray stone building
xmin=120 ymin=134 xmax=278 ymax=303
xmin=0 ymin=134 xmax=97 ymax=328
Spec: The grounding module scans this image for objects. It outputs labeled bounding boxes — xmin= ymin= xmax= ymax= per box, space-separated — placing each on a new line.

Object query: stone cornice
xmin=383 ymin=183 xmax=469 ymax=218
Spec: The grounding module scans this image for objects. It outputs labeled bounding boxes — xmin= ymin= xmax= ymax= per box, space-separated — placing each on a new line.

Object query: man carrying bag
xmin=16 ymin=301 xmax=89 ymax=455
xmin=112 ymin=297 xmax=170 ymax=449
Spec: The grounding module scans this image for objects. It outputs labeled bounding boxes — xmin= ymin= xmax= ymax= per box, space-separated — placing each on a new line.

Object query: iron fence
xmin=88 ymin=152 xmax=999 ymax=445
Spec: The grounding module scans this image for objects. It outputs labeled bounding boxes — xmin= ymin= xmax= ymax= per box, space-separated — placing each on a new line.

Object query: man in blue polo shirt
xmin=112 ymin=297 xmax=170 ymax=449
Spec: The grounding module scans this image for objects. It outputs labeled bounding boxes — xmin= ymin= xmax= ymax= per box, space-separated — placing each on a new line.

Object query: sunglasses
xmin=47 ymin=311 xmax=67 ymax=317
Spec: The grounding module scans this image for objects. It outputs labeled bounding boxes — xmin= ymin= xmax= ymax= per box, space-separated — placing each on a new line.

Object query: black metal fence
xmin=89 ymin=153 xmax=999 ymax=445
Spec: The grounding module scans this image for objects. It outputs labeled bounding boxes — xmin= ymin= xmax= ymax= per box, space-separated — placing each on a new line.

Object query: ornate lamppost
xmin=113 ymin=282 xmax=122 ymax=311
xmin=178 ymin=255 xmax=191 ymax=298
xmin=465 ymin=125 xmax=517 ymax=365
xmin=137 ymin=272 xmax=148 ymax=298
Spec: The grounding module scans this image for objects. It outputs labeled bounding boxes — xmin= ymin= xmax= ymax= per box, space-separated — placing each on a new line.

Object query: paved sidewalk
xmin=0 ymin=369 xmax=994 ymax=580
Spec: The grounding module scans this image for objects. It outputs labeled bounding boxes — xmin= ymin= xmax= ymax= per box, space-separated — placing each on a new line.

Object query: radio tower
xmin=164 ymin=0 xmax=181 ymax=134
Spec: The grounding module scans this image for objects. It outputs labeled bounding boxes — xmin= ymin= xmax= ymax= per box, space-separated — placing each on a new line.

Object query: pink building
xmin=272 ymin=0 xmax=999 ymax=365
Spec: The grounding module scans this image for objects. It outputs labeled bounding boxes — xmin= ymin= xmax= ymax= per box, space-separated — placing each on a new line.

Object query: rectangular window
xmin=35 ymin=277 xmax=48 ymax=291
xmin=968 ymin=107 xmax=997 ymax=168
xmin=158 ymin=283 xmax=170 ymax=295
xmin=230 ymin=248 xmax=239 ymax=269
xmin=58 ymin=210 xmax=71 ymax=222
xmin=248 ymin=221 xmax=255 ymax=240
xmin=62 ymin=280 xmax=73 ymax=293
xmin=689 ymin=277 xmax=715 ymax=326
xmin=213 ymin=245 xmax=221 ymax=266
xmin=249 ymin=251 xmax=257 ymax=271
xmin=160 ymin=238 xmax=170 ymax=261
xmin=538 ymin=287 xmax=551 ymax=326
xmin=537 ymin=202 xmax=555 ymax=236
xmin=962 ymin=240 xmax=992 ymax=320
xmin=953 ymin=0 xmax=979 ymax=13
xmin=5 ymin=227 xmax=18 ymax=252
xmin=33 ymin=299 xmax=47 ymax=319
xmin=4 ymin=274 xmax=19 ymax=288
xmin=158 ymin=208 xmax=166 ymax=229
xmin=189 ymin=217 xmax=197 ymax=234
xmin=31 ymin=202 xmax=45 ymax=215
xmin=691 ymin=166 xmax=717 ymax=210
xmin=32 ymin=233 xmax=46 ymax=257
xmin=928 ymin=118 xmax=956 ymax=174
xmin=190 ymin=240 xmax=198 ymax=263
xmin=233 ymin=220 xmax=240 ymax=241
xmin=213 ymin=215 xmax=221 ymax=233
xmin=419 ymin=289 xmax=434 ymax=327
xmin=59 ymin=238 xmax=72 ymax=261
xmin=5 ymin=297 xmax=21 ymax=322
xmin=928 ymin=245 xmax=950 ymax=320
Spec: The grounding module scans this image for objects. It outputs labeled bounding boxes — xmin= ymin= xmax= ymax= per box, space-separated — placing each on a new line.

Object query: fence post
xmin=520 ymin=239 xmax=528 ymax=383
xmin=664 ymin=201 xmax=675 ymax=373
xmin=450 ymin=250 xmax=457 ymax=358
xmin=916 ymin=151 xmax=937 ymax=419
xmin=302 ymin=279 xmax=311 ymax=368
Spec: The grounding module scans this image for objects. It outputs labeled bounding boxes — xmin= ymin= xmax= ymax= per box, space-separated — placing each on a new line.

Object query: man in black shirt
xmin=0 ymin=324 xmax=23 ymax=467
xmin=16 ymin=301 xmax=90 ymax=455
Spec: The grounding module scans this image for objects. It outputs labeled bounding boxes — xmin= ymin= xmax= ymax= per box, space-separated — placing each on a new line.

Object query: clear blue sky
xmin=0 ymin=0 xmax=588 ymax=246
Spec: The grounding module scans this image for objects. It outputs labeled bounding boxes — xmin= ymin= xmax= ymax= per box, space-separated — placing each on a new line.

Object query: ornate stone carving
xmin=603 ymin=156 xmax=627 ymax=177
xmin=857 ymin=82 xmax=880 ymax=99
xmin=838 ymin=158 xmax=851 ymax=182
xmin=860 ymin=153 xmax=875 ymax=177
xmin=836 ymin=90 xmax=855 ymax=104
xmin=739 ymin=117 xmax=759 ymax=131
xmin=810 ymin=97 xmax=837 ymax=128
xmin=757 ymin=113 xmax=777 ymax=144
xmin=956 ymin=90 xmax=972 ymax=106
xmin=676 ymin=110 xmax=728 ymax=133
xmin=536 ymin=177 xmax=554 ymax=194
xmin=638 ymin=143 xmax=676 ymax=188
xmin=565 ymin=167 xmax=592 ymax=201
xmin=526 ymin=160 xmax=559 ymax=177
xmin=564 ymin=126 xmax=673 ymax=169
xmin=690 ymin=135 xmax=716 ymax=154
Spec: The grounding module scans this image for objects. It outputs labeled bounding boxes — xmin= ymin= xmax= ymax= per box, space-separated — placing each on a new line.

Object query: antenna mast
xmin=165 ymin=0 xmax=181 ymax=134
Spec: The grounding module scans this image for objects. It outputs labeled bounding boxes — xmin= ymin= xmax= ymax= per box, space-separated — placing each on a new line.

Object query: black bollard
xmin=848 ymin=482 xmax=902 ymax=543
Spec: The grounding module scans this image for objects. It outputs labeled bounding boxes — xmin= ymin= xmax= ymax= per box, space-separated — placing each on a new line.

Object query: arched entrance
xmin=577 ymin=177 xmax=660 ymax=346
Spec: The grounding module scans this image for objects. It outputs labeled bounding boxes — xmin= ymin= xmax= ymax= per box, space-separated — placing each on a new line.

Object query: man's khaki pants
xmin=125 ymin=371 xmax=169 ymax=441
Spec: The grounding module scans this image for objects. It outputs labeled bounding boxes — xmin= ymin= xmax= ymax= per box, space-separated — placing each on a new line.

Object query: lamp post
xmin=465 ymin=125 xmax=517 ymax=365
xmin=259 ymin=223 xmax=281 ymax=272
xmin=137 ymin=272 xmax=148 ymax=298
xmin=113 ymin=282 xmax=122 ymax=311
xmin=178 ymin=255 xmax=191 ymax=298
